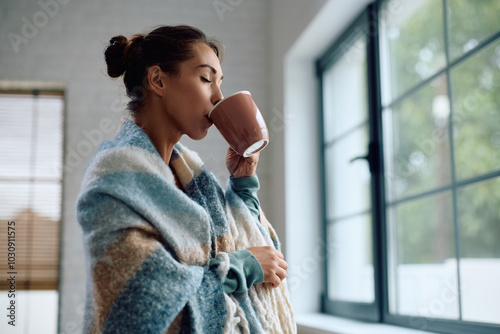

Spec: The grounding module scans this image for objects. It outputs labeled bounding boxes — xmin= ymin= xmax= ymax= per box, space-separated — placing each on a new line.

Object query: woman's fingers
xmin=226 ymin=147 xmax=260 ymax=177
xmin=270 ymin=276 xmax=280 ymax=288
xmin=248 ymin=246 xmax=288 ymax=288
xmin=271 ymin=268 xmax=287 ymax=288
xmin=276 ymin=267 xmax=287 ymax=281
xmin=278 ymin=256 xmax=288 ymax=269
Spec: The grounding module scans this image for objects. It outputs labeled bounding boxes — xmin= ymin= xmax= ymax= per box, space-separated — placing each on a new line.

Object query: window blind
xmin=0 ymin=91 xmax=64 ymax=290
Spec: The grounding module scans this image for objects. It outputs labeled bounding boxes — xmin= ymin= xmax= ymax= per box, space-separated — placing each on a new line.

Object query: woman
xmin=76 ymin=25 xmax=296 ymax=333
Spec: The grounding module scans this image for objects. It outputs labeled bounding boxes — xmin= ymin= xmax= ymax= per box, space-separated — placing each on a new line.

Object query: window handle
xmin=349 ymin=142 xmax=378 ymax=173
xmin=349 ymin=154 xmax=369 ymax=163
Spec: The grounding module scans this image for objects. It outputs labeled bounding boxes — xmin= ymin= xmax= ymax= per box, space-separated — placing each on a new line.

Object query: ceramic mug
xmin=208 ymin=91 xmax=269 ymax=157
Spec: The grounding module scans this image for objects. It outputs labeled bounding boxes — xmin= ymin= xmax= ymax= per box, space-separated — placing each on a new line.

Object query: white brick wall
xmin=1 ymin=0 xmax=271 ymax=332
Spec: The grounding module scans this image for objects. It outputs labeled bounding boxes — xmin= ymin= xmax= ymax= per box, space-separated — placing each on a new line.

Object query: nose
xmin=211 ymin=86 xmax=223 ymax=106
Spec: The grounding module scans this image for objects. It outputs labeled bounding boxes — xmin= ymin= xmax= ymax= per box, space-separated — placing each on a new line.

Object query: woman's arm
xmin=229 ymin=175 xmax=261 ymax=223
xmin=224 ymin=147 xmax=288 ymax=291
xmin=210 ymin=249 xmax=264 ymax=294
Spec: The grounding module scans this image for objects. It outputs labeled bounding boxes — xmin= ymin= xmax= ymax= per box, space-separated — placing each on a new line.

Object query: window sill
xmin=296 ymin=313 xmax=439 ymax=334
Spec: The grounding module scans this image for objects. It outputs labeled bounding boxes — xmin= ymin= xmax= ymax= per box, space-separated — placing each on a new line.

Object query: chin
xmin=188 ymin=129 xmax=209 ymax=141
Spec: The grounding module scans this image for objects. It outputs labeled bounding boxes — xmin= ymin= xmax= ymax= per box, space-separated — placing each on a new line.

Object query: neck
xmin=134 ymin=99 xmax=182 ymax=165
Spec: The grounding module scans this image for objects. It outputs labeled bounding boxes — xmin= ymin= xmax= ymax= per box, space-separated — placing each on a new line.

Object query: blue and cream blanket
xmin=76 ymin=120 xmax=295 ymax=333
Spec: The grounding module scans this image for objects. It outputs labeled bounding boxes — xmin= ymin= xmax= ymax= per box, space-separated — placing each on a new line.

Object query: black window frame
xmin=317 ymin=5 xmax=384 ymax=322
xmin=316 ymin=1 xmax=500 ymax=334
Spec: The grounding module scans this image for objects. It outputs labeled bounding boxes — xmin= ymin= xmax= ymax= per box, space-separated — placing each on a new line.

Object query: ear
xmin=147 ymin=65 xmax=165 ymax=96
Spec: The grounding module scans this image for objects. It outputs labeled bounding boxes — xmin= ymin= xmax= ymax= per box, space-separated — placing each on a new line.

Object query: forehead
xmin=187 ymin=43 xmax=223 ymax=74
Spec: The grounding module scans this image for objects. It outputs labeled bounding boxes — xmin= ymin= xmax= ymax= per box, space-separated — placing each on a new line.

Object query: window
xmin=318 ymin=1 xmax=500 ymax=333
xmin=0 ymin=90 xmax=64 ymax=333
xmin=318 ymin=10 xmax=379 ymax=321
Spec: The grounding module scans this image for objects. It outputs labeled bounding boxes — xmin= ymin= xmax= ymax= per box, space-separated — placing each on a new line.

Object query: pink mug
xmin=208 ymin=91 xmax=269 ymax=157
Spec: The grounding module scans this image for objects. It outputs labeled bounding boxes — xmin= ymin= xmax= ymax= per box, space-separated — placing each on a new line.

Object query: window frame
xmin=317 ymin=4 xmax=384 ymax=323
xmin=316 ymin=1 xmax=500 ymax=333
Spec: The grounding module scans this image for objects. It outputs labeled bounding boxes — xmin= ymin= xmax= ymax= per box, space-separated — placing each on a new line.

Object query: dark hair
xmin=104 ymin=25 xmax=223 ymax=115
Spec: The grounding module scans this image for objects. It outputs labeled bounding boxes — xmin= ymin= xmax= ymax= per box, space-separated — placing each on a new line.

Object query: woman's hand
xmin=248 ymin=246 xmax=288 ymax=288
xmin=226 ymin=147 xmax=260 ymax=177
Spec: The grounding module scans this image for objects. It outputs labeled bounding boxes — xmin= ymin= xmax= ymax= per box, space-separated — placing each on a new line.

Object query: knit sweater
xmin=76 ymin=120 xmax=296 ymax=333
xmin=214 ymin=176 xmax=264 ymax=294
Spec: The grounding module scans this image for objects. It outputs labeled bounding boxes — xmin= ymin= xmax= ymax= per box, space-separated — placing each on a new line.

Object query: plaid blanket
xmin=76 ymin=120 xmax=295 ymax=333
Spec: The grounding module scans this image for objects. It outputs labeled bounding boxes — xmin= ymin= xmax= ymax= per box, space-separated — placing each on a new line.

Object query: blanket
xmin=76 ymin=120 xmax=296 ymax=333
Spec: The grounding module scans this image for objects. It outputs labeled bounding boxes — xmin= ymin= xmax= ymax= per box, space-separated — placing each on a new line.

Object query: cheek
xmin=189 ymin=88 xmax=209 ymax=108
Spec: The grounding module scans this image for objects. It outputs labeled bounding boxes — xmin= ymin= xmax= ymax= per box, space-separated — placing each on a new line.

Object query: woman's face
xmin=161 ymin=42 xmax=224 ymax=140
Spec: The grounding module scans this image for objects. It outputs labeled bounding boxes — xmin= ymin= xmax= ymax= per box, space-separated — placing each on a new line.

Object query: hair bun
xmin=104 ymin=35 xmax=128 ymax=78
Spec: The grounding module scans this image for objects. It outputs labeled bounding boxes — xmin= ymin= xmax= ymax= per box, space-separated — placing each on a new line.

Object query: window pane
xmin=328 ymin=214 xmax=374 ymax=302
xmin=0 ymin=95 xmax=63 ymax=180
xmin=383 ymin=76 xmax=452 ymax=201
xmin=0 ymin=95 xmax=33 ymax=178
xmin=325 ymin=126 xmax=371 ymax=219
xmin=450 ymin=40 xmax=500 ymax=180
xmin=457 ymin=177 xmax=500 ymax=324
xmin=387 ymin=192 xmax=458 ymax=319
xmin=321 ymin=26 xmax=375 ymax=309
xmin=0 ymin=291 xmax=58 ymax=333
xmin=35 ymin=96 xmax=64 ymax=179
xmin=0 ymin=182 xmax=61 ymax=222
xmin=0 ymin=181 xmax=61 ymax=290
xmin=447 ymin=0 xmax=500 ymax=60
xmin=0 ymin=181 xmax=30 ymax=219
xmin=322 ymin=36 xmax=367 ymax=143
xmin=33 ymin=182 xmax=62 ymax=221
xmin=380 ymin=0 xmax=446 ymax=102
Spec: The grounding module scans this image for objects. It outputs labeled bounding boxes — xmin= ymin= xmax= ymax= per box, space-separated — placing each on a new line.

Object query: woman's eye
xmin=201 ymin=77 xmax=212 ymax=83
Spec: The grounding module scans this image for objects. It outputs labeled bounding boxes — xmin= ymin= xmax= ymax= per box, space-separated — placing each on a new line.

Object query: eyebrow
xmin=198 ymin=64 xmax=223 ymax=81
